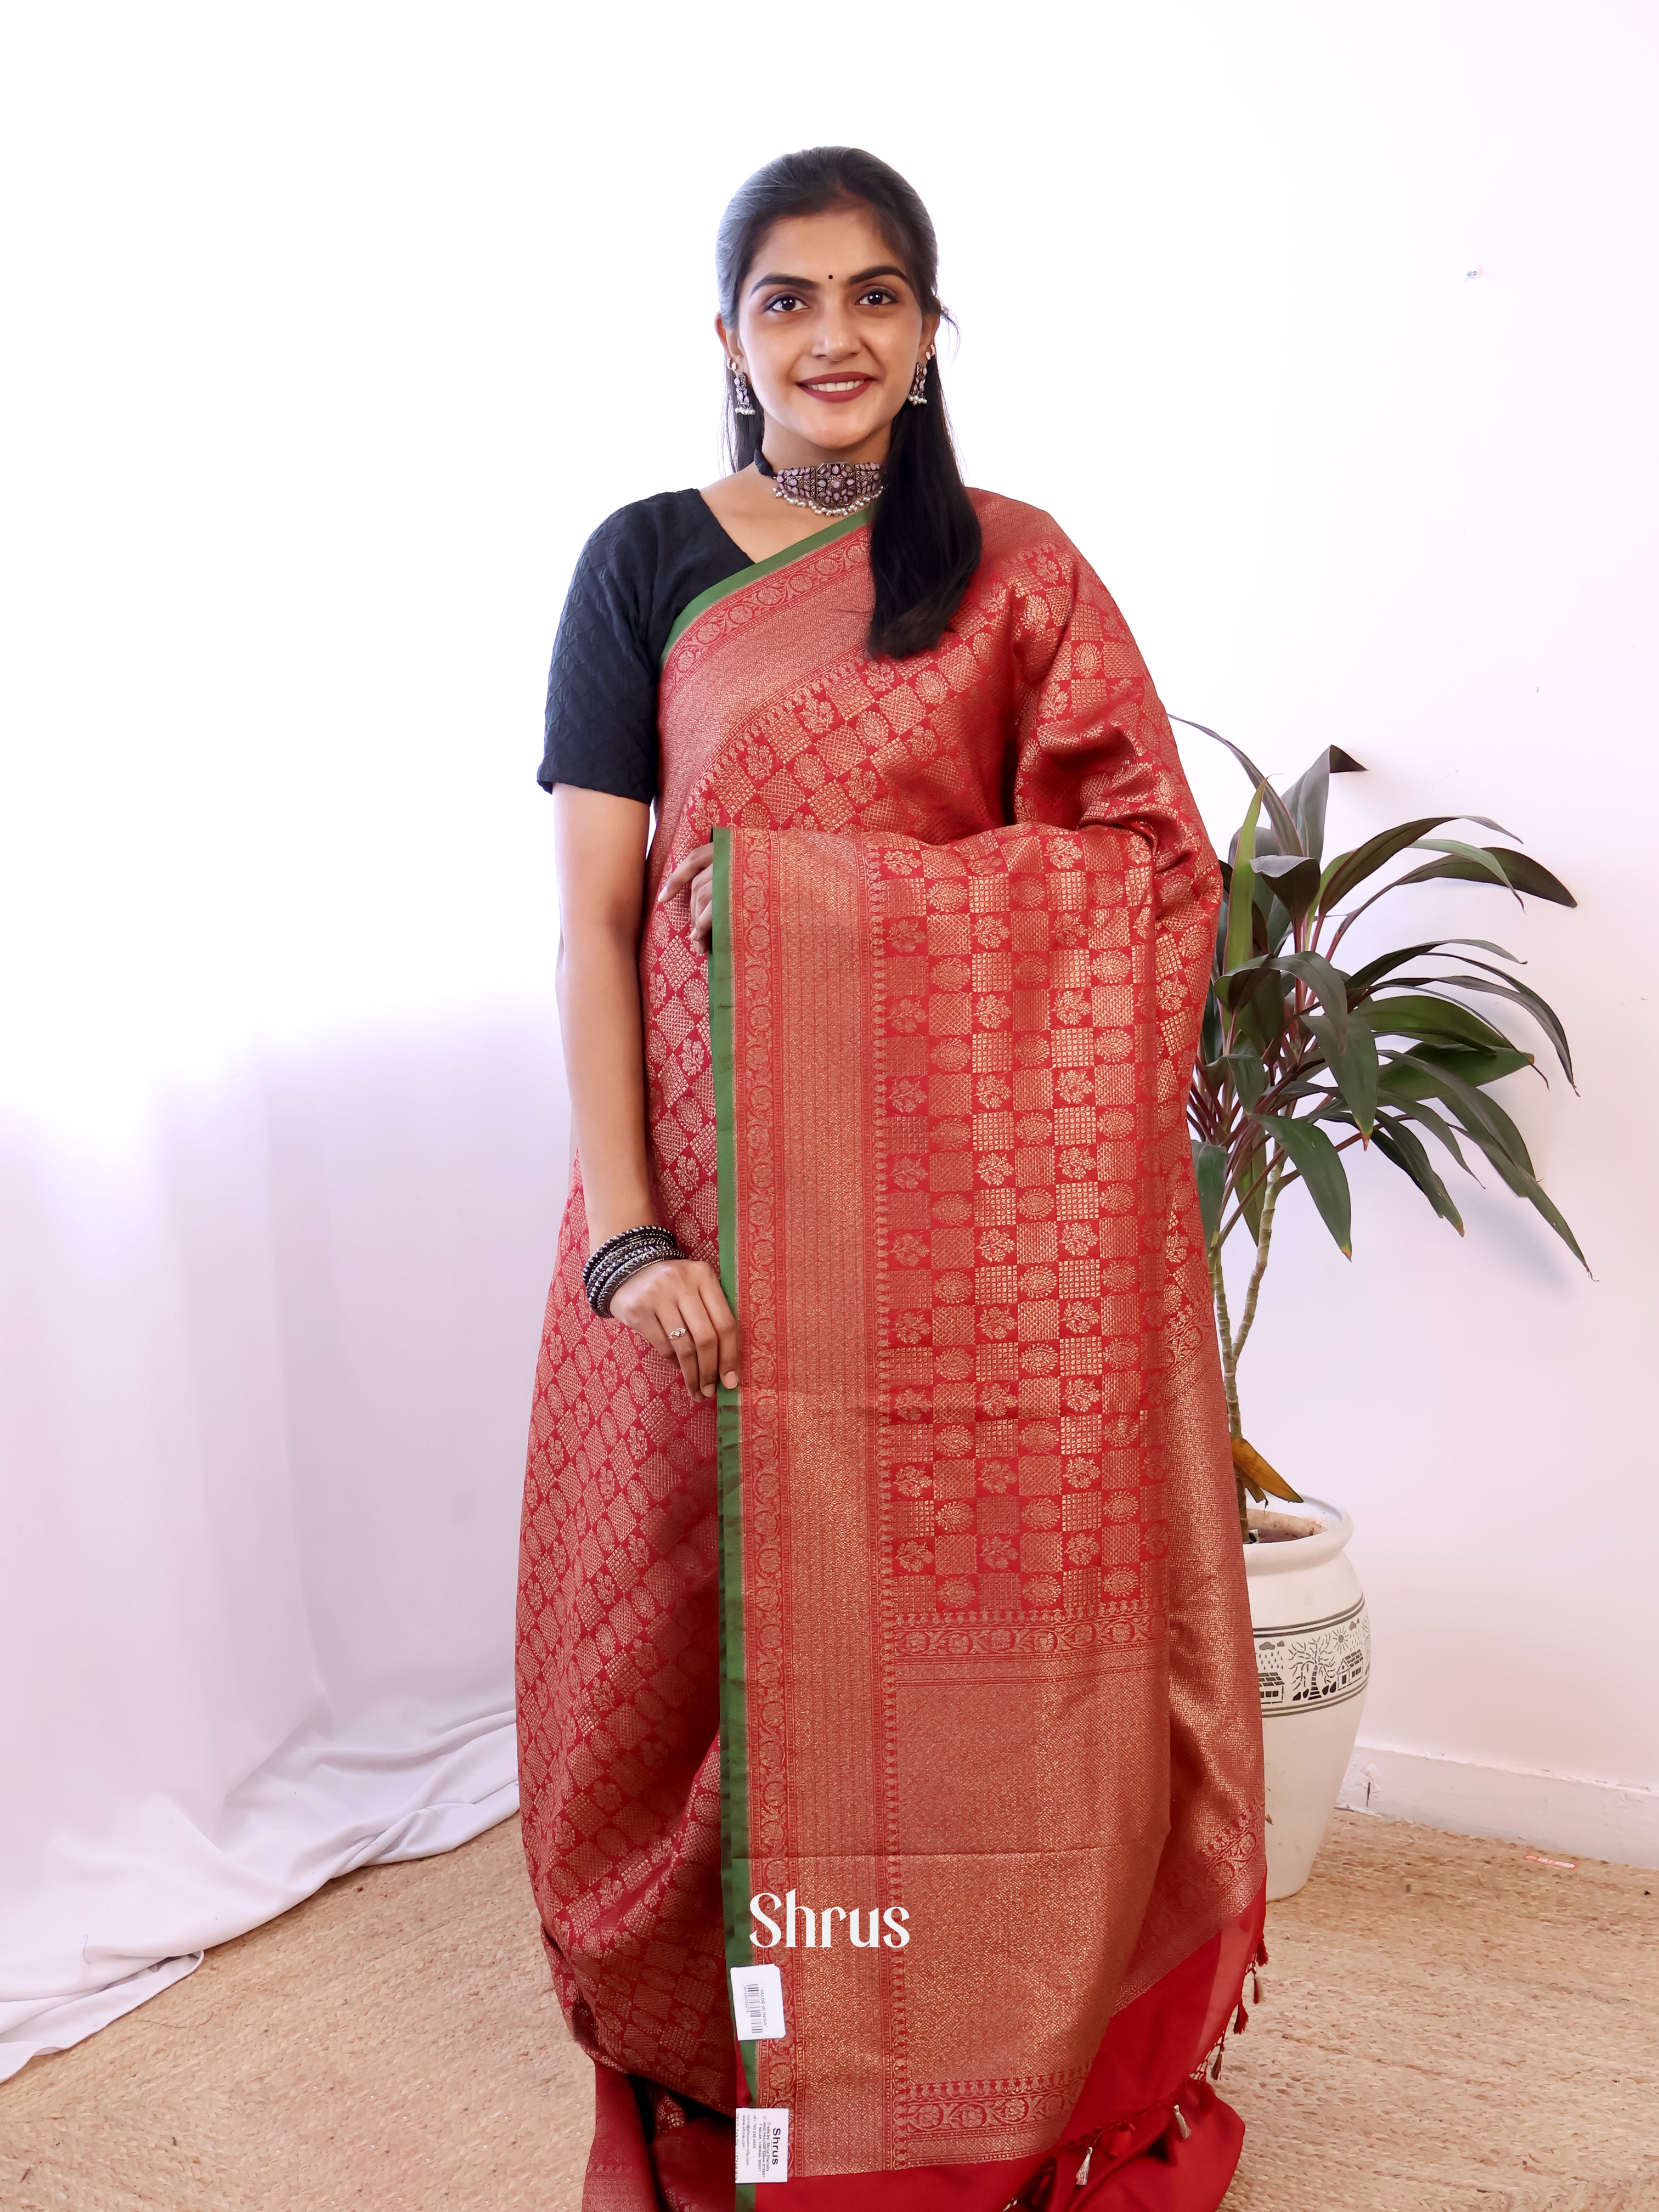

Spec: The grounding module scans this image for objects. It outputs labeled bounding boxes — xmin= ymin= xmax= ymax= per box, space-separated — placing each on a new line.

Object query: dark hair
xmin=715 ymin=147 xmax=982 ymax=661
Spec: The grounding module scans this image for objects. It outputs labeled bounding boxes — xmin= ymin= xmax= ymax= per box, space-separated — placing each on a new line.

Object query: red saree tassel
xmin=1006 ymin=2155 xmax=1058 ymax=2211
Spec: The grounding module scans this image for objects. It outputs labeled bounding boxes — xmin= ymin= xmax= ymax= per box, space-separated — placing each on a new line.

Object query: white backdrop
xmin=3 ymin=0 xmax=1655 ymax=2079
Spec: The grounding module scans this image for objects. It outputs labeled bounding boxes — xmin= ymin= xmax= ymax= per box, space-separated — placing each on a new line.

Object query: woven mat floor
xmin=2 ymin=1812 xmax=1654 ymax=2210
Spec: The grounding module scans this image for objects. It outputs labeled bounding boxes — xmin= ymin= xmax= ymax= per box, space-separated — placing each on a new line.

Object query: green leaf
xmin=1226 ymin=961 xmax=1289 ymax=1059
xmin=1251 ymin=852 xmax=1323 ymax=916
xmin=1388 ymin=848 xmax=1577 ymax=907
xmin=1381 ymin=1043 xmax=1534 ymax=1093
xmin=1279 ymin=746 xmax=1364 ymax=866
xmin=1260 ymin=1071 xmax=1335 ymax=1111
xmin=1308 ymin=1009 xmax=1379 ymax=1136
xmin=1223 ymin=1049 xmax=1268 ymax=1112
xmin=1362 ymin=991 xmax=1519 ymax=1056
xmin=1386 ymin=968 xmax=1573 ymax=1084
xmin=1277 ymin=950 xmax=1351 ymax=1048
xmin=1200 ymin=986 xmax=1223 ymax=1067
xmin=1262 ymin=887 xmax=1297 ymax=956
xmin=1248 ymin=964 xmax=1288 ymax=1057
xmin=1224 ymin=783 xmax=1265 ymax=975
xmin=1369 ymin=1115 xmax=1465 ymax=1232
xmin=1256 ymin=1113 xmax=1353 ymax=1256
xmin=1224 ymin=949 xmax=1352 ymax=1046
xmin=1408 ymin=837 xmax=1516 ymax=886
xmin=1385 ymin=1049 xmax=1538 ymax=1178
xmin=1317 ymin=816 xmax=1515 ymax=914
xmin=1194 ymin=1141 xmax=1227 ymax=1249
xmin=1457 ymin=1126 xmax=1589 ymax=1269
xmin=1383 ymin=1093 xmax=1475 ymax=1177
xmin=1509 ymin=1173 xmax=1589 ymax=1269
xmin=1346 ymin=938 xmax=1520 ymax=996
xmin=1172 ymin=719 xmax=1305 ymax=854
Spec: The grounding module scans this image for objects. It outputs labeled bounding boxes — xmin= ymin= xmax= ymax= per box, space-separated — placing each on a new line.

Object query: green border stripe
xmin=710 ymin=828 xmax=760 ymax=2158
xmin=659 ymin=506 xmax=874 ymax=668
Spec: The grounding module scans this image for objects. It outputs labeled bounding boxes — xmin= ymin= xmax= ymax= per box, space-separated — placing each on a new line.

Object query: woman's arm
xmin=553 ymin=787 xmax=737 ymax=1399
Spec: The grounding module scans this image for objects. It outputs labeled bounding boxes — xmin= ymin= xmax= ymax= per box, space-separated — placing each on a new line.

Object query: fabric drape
xmin=2 ymin=1020 xmax=562 ymax=2079
xmin=517 ymin=494 xmax=1265 ymax=2208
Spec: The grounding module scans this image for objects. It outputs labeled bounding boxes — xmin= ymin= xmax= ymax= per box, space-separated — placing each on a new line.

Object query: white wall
xmin=4 ymin=3 xmax=1654 ymax=2045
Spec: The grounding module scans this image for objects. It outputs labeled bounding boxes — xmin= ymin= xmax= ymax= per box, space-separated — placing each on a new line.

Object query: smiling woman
xmin=703 ymin=150 xmax=981 ymax=650
xmin=515 ymin=147 xmax=1267 ymax=2211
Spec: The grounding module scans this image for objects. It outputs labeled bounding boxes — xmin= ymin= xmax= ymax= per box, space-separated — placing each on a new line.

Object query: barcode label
xmin=735 ymin=2106 xmax=790 ymax=2182
xmin=729 ymin=1962 xmax=785 ymax=2041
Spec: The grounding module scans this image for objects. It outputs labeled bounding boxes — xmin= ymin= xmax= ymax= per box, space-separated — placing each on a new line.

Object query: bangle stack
xmin=583 ymin=1224 xmax=681 ymax=1317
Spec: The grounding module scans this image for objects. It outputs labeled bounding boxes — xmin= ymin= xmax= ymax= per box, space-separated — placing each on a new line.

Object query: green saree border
xmin=710 ymin=828 xmax=761 ymax=2171
xmin=659 ymin=506 xmax=873 ymax=668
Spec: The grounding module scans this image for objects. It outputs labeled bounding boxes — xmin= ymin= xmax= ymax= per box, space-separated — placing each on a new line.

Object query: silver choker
xmin=754 ymin=452 xmax=883 ymax=518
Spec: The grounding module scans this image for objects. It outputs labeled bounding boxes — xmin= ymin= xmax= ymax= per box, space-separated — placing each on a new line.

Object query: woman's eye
xmin=857 ymin=287 xmax=899 ymax=306
xmin=762 ymin=293 xmax=803 ymax=313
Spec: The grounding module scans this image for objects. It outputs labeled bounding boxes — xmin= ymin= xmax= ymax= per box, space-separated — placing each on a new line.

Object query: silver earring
xmin=730 ymin=363 xmax=756 ymax=416
xmin=907 ymin=354 xmax=931 ymax=406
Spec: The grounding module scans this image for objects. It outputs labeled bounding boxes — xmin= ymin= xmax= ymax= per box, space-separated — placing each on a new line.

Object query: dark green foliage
xmin=1173 ymin=723 xmax=1585 ymax=1530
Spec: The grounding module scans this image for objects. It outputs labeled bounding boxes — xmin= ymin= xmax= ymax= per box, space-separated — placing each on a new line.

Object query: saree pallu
xmin=518 ymin=494 xmax=1266 ymax=2210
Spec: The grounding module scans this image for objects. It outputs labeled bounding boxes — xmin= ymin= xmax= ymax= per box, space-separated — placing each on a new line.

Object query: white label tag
xmin=735 ymin=2106 xmax=790 ymax=2183
xmin=729 ymin=1962 xmax=785 ymax=2041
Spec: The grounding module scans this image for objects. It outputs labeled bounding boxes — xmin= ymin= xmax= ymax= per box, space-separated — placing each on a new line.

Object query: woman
xmin=518 ymin=147 xmax=1266 ymax=2212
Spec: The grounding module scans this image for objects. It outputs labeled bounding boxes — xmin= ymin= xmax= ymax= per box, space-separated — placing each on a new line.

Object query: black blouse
xmin=538 ymin=490 xmax=752 ymax=804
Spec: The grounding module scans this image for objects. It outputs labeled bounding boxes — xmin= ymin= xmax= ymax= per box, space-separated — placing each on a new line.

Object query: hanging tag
xmin=729 ymin=1962 xmax=786 ymax=2041
xmin=735 ymin=2106 xmax=790 ymax=2182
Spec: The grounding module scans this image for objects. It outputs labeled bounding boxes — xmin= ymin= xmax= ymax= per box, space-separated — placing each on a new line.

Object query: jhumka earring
xmin=730 ymin=362 xmax=757 ymax=416
xmin=906 ymin=351 xmax=933 ymax=406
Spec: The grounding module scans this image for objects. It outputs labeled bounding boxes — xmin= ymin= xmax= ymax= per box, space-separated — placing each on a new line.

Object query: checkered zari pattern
xmin=517 ymin=494 xmax=1253 ymax=2121
xmin=516 ymin=1181 xmax=729 ymax=2102
xmin=871 ymin=827 xmax=1172 ymax=1630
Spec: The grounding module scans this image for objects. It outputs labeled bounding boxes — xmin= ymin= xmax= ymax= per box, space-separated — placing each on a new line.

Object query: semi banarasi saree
xmin=518 ymin=493 xmax=1267 ymax=2211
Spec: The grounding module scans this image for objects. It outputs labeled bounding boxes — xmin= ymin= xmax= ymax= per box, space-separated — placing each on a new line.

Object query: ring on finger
xmin=666 ymin=1327 xmax=689 ymax=1340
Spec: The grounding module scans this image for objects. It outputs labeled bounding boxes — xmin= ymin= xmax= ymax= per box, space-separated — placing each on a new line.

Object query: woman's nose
xmin=809 ymin=311 xmax=857 ymax=357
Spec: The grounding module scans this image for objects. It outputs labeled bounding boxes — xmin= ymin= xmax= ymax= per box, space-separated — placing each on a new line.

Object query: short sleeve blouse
xmin=538 ymin=490 xmax=752 ymax=804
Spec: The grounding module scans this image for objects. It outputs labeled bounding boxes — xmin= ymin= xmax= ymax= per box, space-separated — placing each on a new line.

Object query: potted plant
xmin=1180 ymin=723 xmax=1583 ymax=1896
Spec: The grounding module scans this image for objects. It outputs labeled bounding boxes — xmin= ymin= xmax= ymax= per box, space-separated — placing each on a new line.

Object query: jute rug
xmin=2 ymin=1813 xmax=1654 ymax=2209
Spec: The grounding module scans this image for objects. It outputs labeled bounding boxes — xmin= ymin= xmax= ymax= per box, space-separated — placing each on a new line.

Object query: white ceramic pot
xmin=1243 ymin=1495 xmax=1369 ymax=1901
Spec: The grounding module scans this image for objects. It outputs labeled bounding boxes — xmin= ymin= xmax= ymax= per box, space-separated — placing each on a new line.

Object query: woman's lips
xmin=798 ymin=375 xmax=876 ymax=404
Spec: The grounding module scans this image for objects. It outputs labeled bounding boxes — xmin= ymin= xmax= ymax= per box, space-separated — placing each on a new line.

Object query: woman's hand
xmin=658 ymin=842 xmax=715 ymax=951
xmin=608 ymin=1255 xmax=738 ymax=1400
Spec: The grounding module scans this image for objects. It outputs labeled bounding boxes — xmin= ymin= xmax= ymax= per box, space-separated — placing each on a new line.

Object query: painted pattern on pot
xmin=1255 ymin=1598 xmax=1370 ymax=1716
xmin=1244 ymin=1497 xmax=1369 ymax=1900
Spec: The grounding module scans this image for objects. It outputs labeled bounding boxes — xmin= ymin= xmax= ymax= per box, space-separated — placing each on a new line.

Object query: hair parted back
xmin=716 ymin=146 xmax=982 ymax=661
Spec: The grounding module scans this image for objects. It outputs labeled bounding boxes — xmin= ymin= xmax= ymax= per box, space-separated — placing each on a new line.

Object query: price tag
xmin=735 ymin=2106 xmax=790 ymax=2183
xmin=729 ymin=1962 xmax=785 ymax=2041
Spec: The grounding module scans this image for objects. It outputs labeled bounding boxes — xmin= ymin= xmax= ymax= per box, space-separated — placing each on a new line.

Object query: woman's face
xmin=718 ymin=201 xmax=937 ymax=466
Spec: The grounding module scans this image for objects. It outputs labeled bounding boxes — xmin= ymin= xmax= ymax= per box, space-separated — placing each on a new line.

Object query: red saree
xmin=518 ymin=494 xmax=1266 ymax=2211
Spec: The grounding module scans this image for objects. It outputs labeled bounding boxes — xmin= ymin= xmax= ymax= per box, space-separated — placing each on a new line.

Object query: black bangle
xmin=583 ymin=1224 xmax=681 ymax=1317
xmin=588 ymin=1241 xmax=679 ymax=1316
xmin=582 ymin=1224 xmax=676 ymax=1290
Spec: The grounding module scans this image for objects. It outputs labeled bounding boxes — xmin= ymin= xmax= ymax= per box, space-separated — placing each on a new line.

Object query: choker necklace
xmin=754 ymin=448 xmax=883 ymax=518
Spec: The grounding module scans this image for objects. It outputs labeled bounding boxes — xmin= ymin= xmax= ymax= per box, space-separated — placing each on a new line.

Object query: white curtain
xmin=0 ymin=1022 xmax=566 ymax=2076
